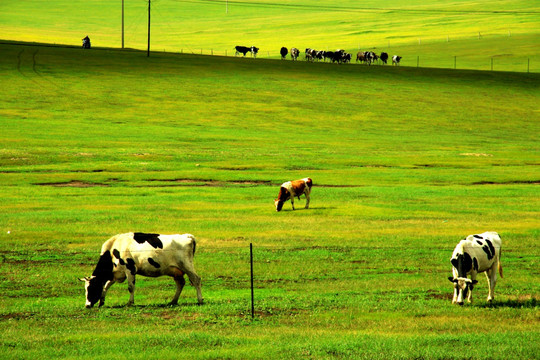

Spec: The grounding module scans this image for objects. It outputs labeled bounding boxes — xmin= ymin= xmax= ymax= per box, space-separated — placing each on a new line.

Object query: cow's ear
xmin=78 ymin=277 xmax=88 ymax=282
xmin=448 ymin=277 xmax=456 ymax=283
xmin=472 ymin=280 xmax=478 ymax=285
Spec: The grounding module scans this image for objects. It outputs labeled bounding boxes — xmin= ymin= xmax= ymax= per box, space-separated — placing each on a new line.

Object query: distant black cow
xmin=235 ymin=45 xmax=259 ymax=57
xmin=380 ymin=52 xmax=389 ymax=64
xmin=290 ymin=47 xmax=299 ymax=61
xmin=324 ymin=51 xmax=335 ymax=62
xmin=280 ymin=47 xmax=288 ymax=60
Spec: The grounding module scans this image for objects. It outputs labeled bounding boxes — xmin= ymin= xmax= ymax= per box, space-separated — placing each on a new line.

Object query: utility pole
xmin=147 ymin=0 xmax=151 ymax=57
xmin=122 ymin=0 xmax=125 ymax=48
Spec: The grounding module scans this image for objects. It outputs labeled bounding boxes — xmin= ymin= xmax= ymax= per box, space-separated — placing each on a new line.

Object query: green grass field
xmin=0 ymin=0 xmax=539 ymax=71
xmin=1 ymin=1 xmax=540 ymax=359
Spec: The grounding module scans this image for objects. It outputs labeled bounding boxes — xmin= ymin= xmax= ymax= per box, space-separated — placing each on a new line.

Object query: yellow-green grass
xmin=0 ymin=0 xmax=539 ymax=72
xmin=0 ymin=42 xmax=539 ymax=359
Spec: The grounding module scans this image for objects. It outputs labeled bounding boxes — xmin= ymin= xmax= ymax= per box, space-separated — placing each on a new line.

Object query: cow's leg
xmin=126 ymin=274 xmax=136 ymax=306
xmin=304 ymin=190 xmax=311 ymax=209
xmin=452 ymin=286 xmax=458 ymax=304
xmin=99 ymin=280 xmax=116 ymax=307
xmin=183 ymin=266 xmax=203 ymax=305
xmin=170 ymin=268 xmax=186 ymax=305
xmin=290 ymin=195 xmax=295 ymax=210
xmin=486 ymin=263 xmax=498 ymax=302
xmin=467 ymin=273 xmax=477 ymax=303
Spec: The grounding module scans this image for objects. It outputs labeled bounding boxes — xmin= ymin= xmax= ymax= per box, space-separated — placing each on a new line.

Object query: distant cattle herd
xmin=236 ymin=45 xmax=402 ymax=65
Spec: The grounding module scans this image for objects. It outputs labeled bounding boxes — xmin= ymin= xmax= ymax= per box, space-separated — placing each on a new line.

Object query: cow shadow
xmin=108 ymin=302 xmax=203 ymax=309
xmin=479 ymin=298 xmax=538 ymax=309
xmin=278 ymin=206 xmax=336 ymax=212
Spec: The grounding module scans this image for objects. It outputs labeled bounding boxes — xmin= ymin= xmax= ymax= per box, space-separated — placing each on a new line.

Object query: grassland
xmin=1 ymin=40 xmax=539 ymax=359
xmin=0 ymin=0 xmax=539 ymax=72
xmin=1 ymin=0 xmax=540 ymax=358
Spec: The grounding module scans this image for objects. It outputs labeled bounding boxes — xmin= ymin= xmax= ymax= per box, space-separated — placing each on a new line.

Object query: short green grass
xmin=1 ymin=41 xmax=539 ymax=359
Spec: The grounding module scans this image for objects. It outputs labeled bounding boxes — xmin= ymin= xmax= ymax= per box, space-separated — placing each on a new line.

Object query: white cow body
xmin=81 ymin=232 xmax=203 ymax=308
xmin=448 ymin=232 xmax=502 ymax=305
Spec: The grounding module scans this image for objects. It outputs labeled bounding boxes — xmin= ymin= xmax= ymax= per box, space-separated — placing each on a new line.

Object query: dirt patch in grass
xmin=0 ymin=312 xmax=35 ymax=320
xmin=145 ymin=178 xmax=364 ymax=188
xmin=145 ymin=178 xmax=273 ymax=187
xmin=34 ymin=180 xmax=109 ymax=187
xmin=471 ymin=180 xmax=539 ymax=185
xmin=425 ymin=290 xmax=452 ymax=301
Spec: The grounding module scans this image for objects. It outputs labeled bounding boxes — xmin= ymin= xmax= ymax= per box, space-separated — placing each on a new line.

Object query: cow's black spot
xmin=133 ymin=232 xmax=163 ymax=249
xmin=451 ymin=253 xmax=473 ymax=278
xmin=148 ymin=258 xmax=161 ymax=268
xmin=126 ymin=258 xmax=136 ymax=275
xmin=476 ymin=240 xmax=483 ymax=246
xmin=486 ymin=239 xmax=496 ymax=260
xmin=112 ymin=249 xmax=126 ymax=265
xmin=482 ymin=245 xmax=493 ymax=260
xmin=481 ymin=240 xmax=496 ymax=260
xmin=473 ymin=257 xmax=479 ymax=272
xmin=473 ymin=234 xmax=483 ymax=239
xmin=92 ymin=251 xmax=114 ymax=281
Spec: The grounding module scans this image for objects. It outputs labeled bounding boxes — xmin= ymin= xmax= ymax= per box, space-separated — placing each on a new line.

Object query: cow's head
xmin=274 ymin=199 xmax=284 ymax=212
xmin=448 ymin=277 xmax=478 ymax=305
xmin=79 ymin=276 xmax=104 ymax=308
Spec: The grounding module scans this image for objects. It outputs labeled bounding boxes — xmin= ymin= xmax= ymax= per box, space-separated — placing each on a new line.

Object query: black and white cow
xmin=392 ymin=55 xmax=402 ymax=66
xmin=280 ymin=47 xmax=288 ymax=60
xmin=290 ymin=47 xmax=299 ymax=61
xmin=80 ymin=232 xmax=203 ymax=308
xmin=448 ymin=232 xmax=503 ymax=305
xmin=305 ymin=48 xmax=315 ymax=61
xmin=235 ymin=45 xmax=259 ymax=57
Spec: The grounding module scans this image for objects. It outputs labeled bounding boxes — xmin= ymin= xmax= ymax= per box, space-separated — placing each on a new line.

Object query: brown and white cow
xmin=448 ymin=232 xmax=503 ymax=305
xmin=274 ymin=177 xmax=312 ymax=212
xmin=80 ymin=232 xmax=203 ymax=308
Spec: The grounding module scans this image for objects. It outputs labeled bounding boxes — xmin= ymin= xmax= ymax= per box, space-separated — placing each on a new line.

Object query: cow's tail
xmin=498 ymin=248 xmax=503 ymax=278
xmin=186 ymin=234 xmax=197 ymax=257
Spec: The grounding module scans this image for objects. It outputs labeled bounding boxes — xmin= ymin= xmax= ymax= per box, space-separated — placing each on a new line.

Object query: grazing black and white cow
xmin=290 ymin=47 xmax=299 ymax=61
xmin=274 ymin=177 xmax=312 ymax=212
xmin=80 ymin=232 xmax=203 ymax=308
xmin=392 ymin=55 xmax=402 ymax=66
xmin=448 ymin=232 xmax=503 ymax=305
xmin=280 ymin=47 xmax=288 ymax=60
xmin=380 ymin=52 xmax=389 ymax=64
xmin=305 ymin=48 xmax=315 ymax=61
xmin=235 ymin=45 xmax=259 ymax=57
